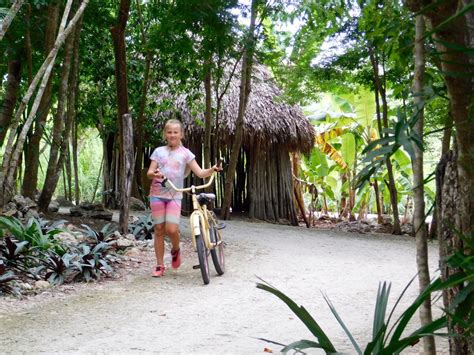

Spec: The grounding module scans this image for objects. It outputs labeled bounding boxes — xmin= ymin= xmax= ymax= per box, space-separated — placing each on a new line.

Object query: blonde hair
xmin=162 ymin=119 xmax=184 ymax=140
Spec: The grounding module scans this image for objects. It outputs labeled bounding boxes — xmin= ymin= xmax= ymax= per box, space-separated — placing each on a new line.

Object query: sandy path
xmin=0 ymin=219 xmax=447 ymax=354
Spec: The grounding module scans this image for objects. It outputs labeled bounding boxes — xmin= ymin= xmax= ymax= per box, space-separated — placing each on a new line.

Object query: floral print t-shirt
xmin=149 ymin=145 xmax=195 ymax=200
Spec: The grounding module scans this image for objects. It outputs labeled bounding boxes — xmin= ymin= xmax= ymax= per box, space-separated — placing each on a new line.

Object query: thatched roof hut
xmin=154 ymin=64 xmax=314 ymax=225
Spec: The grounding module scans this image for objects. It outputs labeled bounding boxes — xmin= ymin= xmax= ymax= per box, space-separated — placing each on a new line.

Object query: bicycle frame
xmin=162 ymin=174 xmax=219 ymax=251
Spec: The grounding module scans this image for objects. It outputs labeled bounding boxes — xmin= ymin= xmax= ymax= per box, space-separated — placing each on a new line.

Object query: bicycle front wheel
xmin=195 ymin=230 xmax=210 ymax=285
xmin=209 ymin=216 xmax=225 ymax=275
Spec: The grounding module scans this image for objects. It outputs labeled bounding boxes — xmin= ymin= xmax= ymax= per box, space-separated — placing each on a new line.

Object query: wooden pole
xmin=119 ymin=113 xmax=134 ymax=234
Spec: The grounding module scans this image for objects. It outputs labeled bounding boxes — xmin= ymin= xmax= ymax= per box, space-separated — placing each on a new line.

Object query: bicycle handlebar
xmin=162 ymin=172 xmax=216 ymax=193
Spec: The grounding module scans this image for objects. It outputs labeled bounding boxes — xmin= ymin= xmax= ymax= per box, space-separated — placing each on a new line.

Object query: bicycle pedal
xmin=192 ymin=265 xmax=200 ymax=269
xmin=216 ymin=222 xmax=226 ymax=230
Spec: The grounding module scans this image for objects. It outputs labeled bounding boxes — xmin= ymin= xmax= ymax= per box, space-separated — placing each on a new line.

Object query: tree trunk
xmin=25 ymin=4 xmax=33 ymax=85
xmin=110 ymin=0 xmax=131 ymax=209
xmin=119 ymin=114 xmax=134 ymax=234
xmin=22 ymin=3 xmax=60 ymax=199
xmin=0 ymin=59 xmax=22 ymax=147
xmin=0 ymin=0 xmax=25 ymax=41
xmin=372 ymin=179 xmax=383 ymax=224
xmin=412 ymin=14 xmax=436 ymax=354
xmin=204 ymin=63 xmax=212 ymax=169
xmin=406 ymin=0 xmax=474 ymax=352
xmin=72 ymin=120 xmax=80 ymax=204
xmin=430 ymin=111 xmax=454 ymax=238
xmin=221 ymin=0 xmax=258 ymax=220
xmin=292 ymin=153 xmax=310 ymax=227
xmin=132 ymin=0 xmax=151 ymax=200
xmin=369 ymin=48 xmax=401 ymax=234
xmin=38 ymin=17 xmax=75 ymax=212
xmin=68 ymin=13 xmax=84 ymax=204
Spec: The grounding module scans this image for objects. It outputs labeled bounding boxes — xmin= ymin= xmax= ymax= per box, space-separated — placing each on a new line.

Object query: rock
xmin=117 ymin=238 xmax=134 ymax=248
xmin=25 ymin=210 xmax=40 ymax=219
xmin=79 ymin=202 xmax=95 ymax=211
xmin=124 ymin=233 xmax=136 ymax=240
xmin=12 ymin=195 xmax=26 ymax=206
xmin=55 ymin=232 xmax=78 ymax=245
xmin=48 ymin=200 xmax=60 ymax=213
xmin=70 ymin=207 xmax=85 ymax=217
xmin=89 ymin=210 xmax=113 ymax=221
xmin=34 ymin=280 xmax=50 ymax=289
xmin=23 ymin=197 xmax=37 ymax=209
xmin=19 ymin=282 xmax=33 ymax=291
xmin=129 ymin=197 xmax=146 ymax=211
xmin=55 ymin=196 xmax=75 ymax=207
xmin=123 ymin=247 xmax=141 ymax=258
xmin=3 ymin=207 xmax=17 ymax=217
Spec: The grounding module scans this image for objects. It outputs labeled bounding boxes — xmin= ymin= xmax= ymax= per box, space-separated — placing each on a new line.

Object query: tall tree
xmin=411 ymin=13 xmax=435 ymax=354
xmin=110 ymin=0 xmax=132 ymax=231
xmin=38 ymin=7 xmax=77 ymax=212
xmin=221 ymin=0 xmax=259 ymax=219
xmin=0 ymin=57 xmax=21 ymax=146
xmin=22 ymin=3 xmax=60 ymax=199
xmin=406 ymin=0 xmax=474 ymax=352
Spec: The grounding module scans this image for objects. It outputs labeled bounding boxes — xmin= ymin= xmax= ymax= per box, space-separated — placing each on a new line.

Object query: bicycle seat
xmin=197 ymin=193 xmax=216 ymax=206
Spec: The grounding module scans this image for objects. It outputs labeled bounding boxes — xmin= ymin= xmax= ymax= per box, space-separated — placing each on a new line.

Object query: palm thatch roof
xmin=155 ymin=64 xmax=315 ymax=154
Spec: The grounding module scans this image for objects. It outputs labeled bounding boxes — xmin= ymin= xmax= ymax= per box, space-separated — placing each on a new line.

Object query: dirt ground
xmin=0 ymin=216 xmax=448 ymax=354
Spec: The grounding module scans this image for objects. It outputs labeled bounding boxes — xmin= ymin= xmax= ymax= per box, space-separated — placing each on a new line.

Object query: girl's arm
xmin=188 ymin=159 xmax=221 ymax=178
xmin=146 ymin=160 xmax=164 ymax=179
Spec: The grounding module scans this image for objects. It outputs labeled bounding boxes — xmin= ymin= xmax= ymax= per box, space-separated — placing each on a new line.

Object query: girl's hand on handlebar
xmin=154 ymin=168 xmax=164 ymax=179
xmin=212 ymin=164 xmax=222 ymax=172
xmin=212 ymin=158 xmax=223 ymax=172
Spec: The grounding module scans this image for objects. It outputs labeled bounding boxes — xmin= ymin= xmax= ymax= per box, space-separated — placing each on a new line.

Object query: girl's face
xmin=165 ymin=124 xmax=183 ymax=147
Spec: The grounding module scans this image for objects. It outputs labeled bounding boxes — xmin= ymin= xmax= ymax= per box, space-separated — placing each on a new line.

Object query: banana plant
xmin=303 ymin=90 xmax=414 ymax=221
xmin=302 ymin=92 xmax=372 ymax=219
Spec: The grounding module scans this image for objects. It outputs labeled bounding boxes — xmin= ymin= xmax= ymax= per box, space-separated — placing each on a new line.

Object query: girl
xmin=146 ymin=119 xmax=222 ymax=277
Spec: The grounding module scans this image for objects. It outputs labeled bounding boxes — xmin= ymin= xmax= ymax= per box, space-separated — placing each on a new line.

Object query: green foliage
xmin=0 ymin=262 xmax=17 ymax=296
xmin=357 ymin=109 xmax=422 ymax=189
xmin=72 ymin=243 xmax=112 ymax=282
xmin=0 ymin=216 xmax=63 ymax=252
xmin=80 ymin=222 xmax=116 ymax=245
xmin=128 ymin=215 xmax=154 ymax=241
xmin=257 ymin=275 xmax=456 ymax=354
xmin=0 ymin=216 xmax=119 ymax=288
xmin=40 ymin=251 xmax=74 ymax=285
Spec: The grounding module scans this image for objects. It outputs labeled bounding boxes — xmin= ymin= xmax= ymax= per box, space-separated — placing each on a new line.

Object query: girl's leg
xmin=164 ymin=200 xmax=182 ymax=268
xmin=153 ymin=223 xmax=166 ymax=265
xmin=165 ymin=222 xmax=180 ymax=251
xmin=150 ymin=197 xmax=167 ymax=268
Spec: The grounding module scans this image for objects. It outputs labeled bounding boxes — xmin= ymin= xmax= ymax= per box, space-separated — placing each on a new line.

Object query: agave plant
xmin=0 ymin=237 xmax=31 ymax=273
xmin=0 ymin=216 xmax=64 ymax=252
xmin=72 ymin=242 xmax=112 ymax=282
xmin=256 ymin=274 xmax=471 ymax=354
xmin=80 ymin=223 xmax=117 ymax=245
xmin=39 ymin=251 xmax=75 ymax=285
xmin=0 ymin=262 xmax=18 ymax=296
xmin=128 ymin=215 xmax=154 ymax=240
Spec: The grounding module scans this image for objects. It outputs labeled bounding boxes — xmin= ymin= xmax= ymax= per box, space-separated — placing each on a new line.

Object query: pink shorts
xmin=149 ymin=197 xmax=182 ymax=225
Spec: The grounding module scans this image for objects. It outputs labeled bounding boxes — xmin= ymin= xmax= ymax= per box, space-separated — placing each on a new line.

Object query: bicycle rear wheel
xmin=209 ymin=216 xmax=225 ymax=275
xmin=195 ymin=229 xmax=210 ymax=285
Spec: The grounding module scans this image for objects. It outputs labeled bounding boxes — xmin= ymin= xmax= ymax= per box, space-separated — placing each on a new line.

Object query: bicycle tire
xmin=195 ymin=229 xmax=210 ymax=285
xmin=209 ymin=218 xmax=225 ymax=275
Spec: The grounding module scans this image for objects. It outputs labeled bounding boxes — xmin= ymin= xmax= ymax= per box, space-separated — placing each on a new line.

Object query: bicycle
xmin=161 ymin=169 xmax=225 ymax=285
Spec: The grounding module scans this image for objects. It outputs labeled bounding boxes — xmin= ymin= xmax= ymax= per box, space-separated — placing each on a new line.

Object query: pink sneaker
xmin=152 ymin=265 xmax=165 ymax=277
xmin=171 ymin=248 xmax=181 ymax=269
